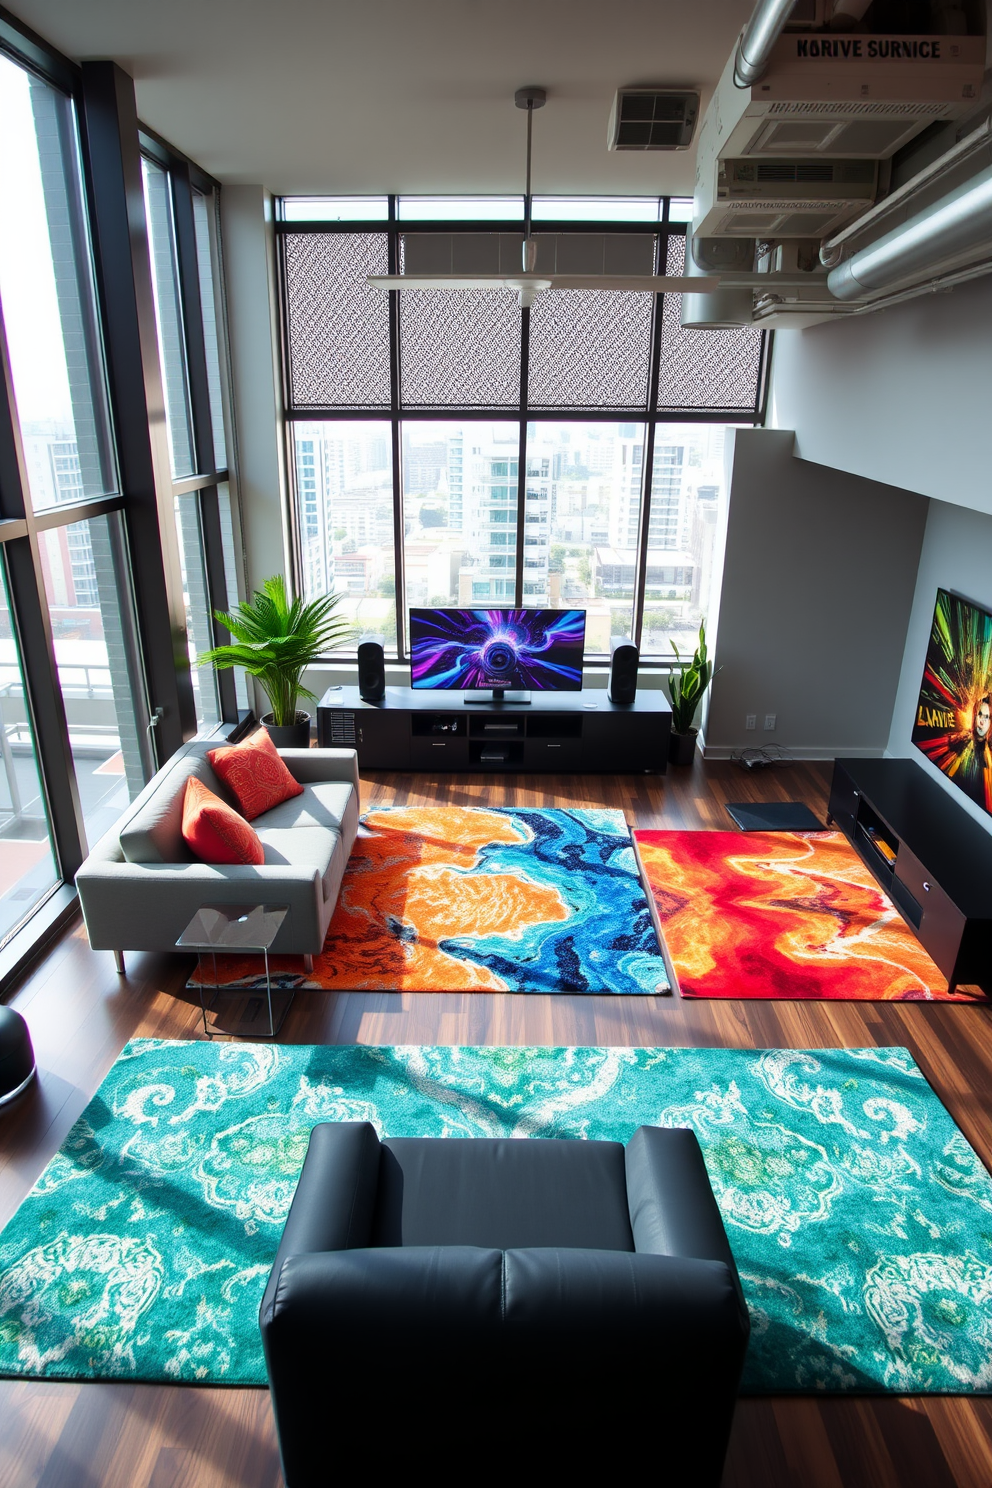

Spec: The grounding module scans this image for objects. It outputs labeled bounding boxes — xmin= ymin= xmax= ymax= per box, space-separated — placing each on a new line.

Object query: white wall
xmin=768 ymin=273 xmax=992 ymax=512
xmin=888 ymin=499 xmax=992 ymax=833
xmin=705 ymin=428 xmax=928 ymax=758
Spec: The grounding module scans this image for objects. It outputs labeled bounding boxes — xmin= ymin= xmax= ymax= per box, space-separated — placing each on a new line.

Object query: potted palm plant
xmin=664 ymin=621 xmax=716 ymax=766
xmin=200 ymin=575 xmax=353 ymax=748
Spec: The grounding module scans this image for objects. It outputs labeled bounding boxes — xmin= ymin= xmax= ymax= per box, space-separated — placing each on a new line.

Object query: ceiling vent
xmin=748 ymin=100 xmax=951 ymax=157
xmin=607 ymin=90 xmax=699 ymax=151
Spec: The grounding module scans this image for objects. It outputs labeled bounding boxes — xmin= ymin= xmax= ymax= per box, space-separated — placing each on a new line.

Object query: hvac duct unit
xmin=708 ymin=32 xmax=984 ymax=163
xmin=686 ymin=3 xmax=992 ymax=329
xmin=694 ymin=157 xmax=878 ymax=238
xmin=692 ymin=11 xmax=985 ymax=242
xmin=607 ymin=89 xmax=699 ymax=150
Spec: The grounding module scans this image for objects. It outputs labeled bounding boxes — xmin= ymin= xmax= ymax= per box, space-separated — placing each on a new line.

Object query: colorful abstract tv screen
xmin=409 ymin=608 xmax=586 ymax=692
xmin=911 ymin=588 xmax=992 ymax=815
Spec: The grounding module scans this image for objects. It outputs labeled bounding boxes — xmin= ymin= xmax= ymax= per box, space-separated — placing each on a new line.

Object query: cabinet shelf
xmin=318 ymin=685 xmax=671 ymax=775
xmin=829 ymin=757 xmax=992 ymax=996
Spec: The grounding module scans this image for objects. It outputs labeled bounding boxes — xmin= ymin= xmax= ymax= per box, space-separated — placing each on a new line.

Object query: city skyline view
xmin=293 ymin=418 xmax=730 ymax=659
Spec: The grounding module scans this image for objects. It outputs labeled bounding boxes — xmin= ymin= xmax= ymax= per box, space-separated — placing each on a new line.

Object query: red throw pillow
xmin=182 ymin=776 xmax=264 ymax=865
xmin=207 ymin=728 xmax=304 ymax=821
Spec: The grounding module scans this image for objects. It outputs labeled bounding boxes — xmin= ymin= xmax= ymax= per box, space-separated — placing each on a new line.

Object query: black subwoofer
xmin=357 ymin=640 xmax=386 ymax=702
xmin=608 ymin=642 xmax=639 ymax=705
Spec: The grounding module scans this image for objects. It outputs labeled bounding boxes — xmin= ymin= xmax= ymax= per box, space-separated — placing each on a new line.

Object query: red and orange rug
xmin=632 ymin=828 xmax=986 ymax=1002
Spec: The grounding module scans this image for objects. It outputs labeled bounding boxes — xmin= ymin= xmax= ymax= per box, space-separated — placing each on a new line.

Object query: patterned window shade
xmin=283 ymin=233 xmax=391 ymax=407
xmin=527 ymin=288 xmax=653 ymax=409
xmin=399 ymin=276 xmax=520 ymax=407
xmin=656 ymin=236 xmax=764 ymax=410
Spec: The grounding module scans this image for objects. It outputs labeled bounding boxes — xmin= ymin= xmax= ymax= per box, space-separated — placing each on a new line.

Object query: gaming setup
xmin=354 ymin=589 xmax=992 ymax=800
xmin=331 ymin=605 xmax=665 ymax=772
xmin=358 ymin=606 xmax=640 ymax=708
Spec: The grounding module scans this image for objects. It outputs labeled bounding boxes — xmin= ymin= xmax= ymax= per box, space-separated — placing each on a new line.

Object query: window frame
xmin=138 ymin=127 xmax=242 ymax=728
xmin=0 ymin=19 xmax=242 ymax=988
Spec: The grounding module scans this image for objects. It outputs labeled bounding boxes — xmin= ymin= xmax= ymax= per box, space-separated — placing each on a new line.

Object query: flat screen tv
xmin=409 ymin=608 xmax=586 ymax=701
xmin=911 ymin=587 xmax=992 ymax=815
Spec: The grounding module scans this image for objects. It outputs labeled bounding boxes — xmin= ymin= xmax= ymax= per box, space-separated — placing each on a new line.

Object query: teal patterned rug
xmin=1 ymin=1041 xmax=990 ymax=1392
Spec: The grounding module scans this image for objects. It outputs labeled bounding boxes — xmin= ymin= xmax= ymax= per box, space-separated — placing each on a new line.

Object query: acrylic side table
xmin=177 ymin=903 xmax=292 ymax=1039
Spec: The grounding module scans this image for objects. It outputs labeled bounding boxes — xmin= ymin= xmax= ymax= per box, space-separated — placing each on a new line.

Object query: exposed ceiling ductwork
xmin=733 ymin=0 xmax=798 ymax=88
xmin=827 ymin=162 xmax=992 ymax=300
xmin=818 ymin=115 xmax=992 ymax=266
xmin=684 ymin=0 xmax=991 ymax=328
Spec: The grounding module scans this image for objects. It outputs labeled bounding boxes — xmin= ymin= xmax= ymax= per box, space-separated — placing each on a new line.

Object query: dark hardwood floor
xmin=2 ymin=756 xmax=992 ymax=1487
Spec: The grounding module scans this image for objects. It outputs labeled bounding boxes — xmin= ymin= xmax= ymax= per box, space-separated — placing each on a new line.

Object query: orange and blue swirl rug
xmin=634 ymin=829 xmax=985 ymax=1001
xmin=190 ymin=807 xmax=670 ymax=995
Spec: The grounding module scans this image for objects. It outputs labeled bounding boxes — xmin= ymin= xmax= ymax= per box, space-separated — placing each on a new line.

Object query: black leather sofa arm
xmin=625 ymin=1123 xmax=749 ymax=1320
xmin=259 ymin=1121 xmax=381 ymax=1326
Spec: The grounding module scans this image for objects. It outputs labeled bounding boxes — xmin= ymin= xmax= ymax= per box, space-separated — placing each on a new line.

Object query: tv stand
xmin=828 ymin=757 xmax=992 ymax=996
xmin=317 ymin=686 xmax=671 ymax=774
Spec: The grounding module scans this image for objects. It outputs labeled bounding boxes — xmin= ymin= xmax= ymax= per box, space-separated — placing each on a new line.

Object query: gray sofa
xmin=76 ymin=740 xmax=360 ymax=972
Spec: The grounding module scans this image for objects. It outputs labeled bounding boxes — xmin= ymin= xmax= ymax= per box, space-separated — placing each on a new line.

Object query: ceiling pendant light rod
xmin=515 ymin=87 xmax=546 ymax=273
xmin=525 ymin=102 xmax=533 ymax=237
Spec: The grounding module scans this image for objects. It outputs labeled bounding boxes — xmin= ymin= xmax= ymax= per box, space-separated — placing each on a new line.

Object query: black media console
xmin=828 ymin=757 xmax=992 ymax=996
xmin=317 ymin=686 xmax=671 ymax=774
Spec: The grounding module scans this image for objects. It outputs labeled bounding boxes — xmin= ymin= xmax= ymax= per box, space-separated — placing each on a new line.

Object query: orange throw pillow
xmin=182 ymin=776 xmax=264 ymax=865
xmin=207 ymin=728 xmax=304 ymax=821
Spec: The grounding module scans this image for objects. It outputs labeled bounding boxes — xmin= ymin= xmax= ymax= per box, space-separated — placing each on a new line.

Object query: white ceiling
xmin=8 ymin=0 xmax=754 ymax=196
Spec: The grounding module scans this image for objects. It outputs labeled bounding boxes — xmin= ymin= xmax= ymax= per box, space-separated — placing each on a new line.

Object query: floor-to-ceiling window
xmin=279 ymin=195 xmax=768 ymax=663
xmin=0 ymin=27 xmax=240 ymax=976
xmin=0 ymin=49 xmax=143 ymax=947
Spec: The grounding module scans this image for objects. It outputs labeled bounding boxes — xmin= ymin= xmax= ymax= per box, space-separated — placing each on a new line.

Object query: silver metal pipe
xmin=850 ymin=255 xmax=992 ymax=314
xmin=820 ymin=117 xmax=992 ymax=266
xmin=751 ymin=254 xmax=992 ymax=323
xmin=734 ymin=0 xmax=798 ymax=88
xmin=827 ymin=163 xmax=992 ymax=300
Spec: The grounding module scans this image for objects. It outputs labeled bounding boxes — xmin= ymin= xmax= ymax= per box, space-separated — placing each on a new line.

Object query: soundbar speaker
xmin=608 ymin=641 xmax=639 ymax=705
xmin=357 ymin=639 xmax=386 ymax=702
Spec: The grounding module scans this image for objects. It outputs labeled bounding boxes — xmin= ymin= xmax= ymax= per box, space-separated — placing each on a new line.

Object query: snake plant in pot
xmin=199 ymin=575 xmax=353 ymax=748
xmin=664 ymin=621 xmax=716 ymax=766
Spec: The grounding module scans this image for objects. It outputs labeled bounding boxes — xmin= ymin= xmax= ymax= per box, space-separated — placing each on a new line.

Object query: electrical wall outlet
xmin=764 ymin=713 xmax=776 ymax=730
xmin=746 ymin=714 xmax=756 ymax=730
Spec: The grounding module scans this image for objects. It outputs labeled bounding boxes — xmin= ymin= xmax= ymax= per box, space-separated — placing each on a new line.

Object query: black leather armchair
xmin=260 ymin=1122 xmax=750 ymax=1487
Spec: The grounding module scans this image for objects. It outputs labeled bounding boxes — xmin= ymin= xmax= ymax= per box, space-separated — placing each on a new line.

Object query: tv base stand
xmin=317 ymin=686 xmax=671 ymax=774
xmin=464 ymin=691 xmax=531 ymax=705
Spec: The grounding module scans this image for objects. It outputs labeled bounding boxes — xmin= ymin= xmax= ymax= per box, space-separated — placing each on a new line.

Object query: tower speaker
xmin=357 ymin=639 xmax=386 ymax=702
xmin=608 ymin=641 xmax=639 ymax=705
